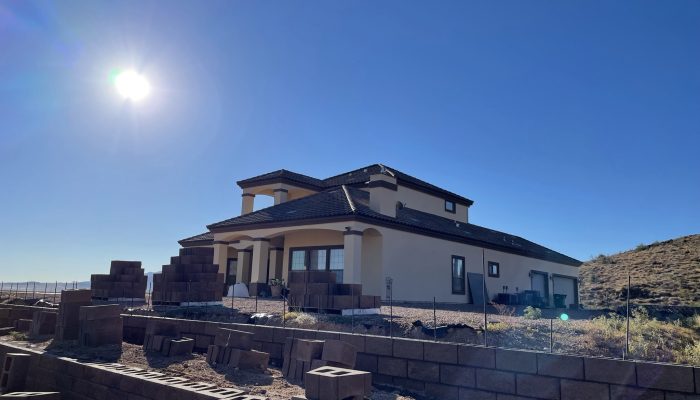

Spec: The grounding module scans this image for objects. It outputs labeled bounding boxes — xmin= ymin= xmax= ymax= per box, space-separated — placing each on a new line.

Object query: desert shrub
xmin=9 ymin=331 xmax=27 ymax=341
xmin=635 ymin=243 xmax=649 ymax=251
xmin=291 ymin=313 xmax=318 ymax=327
xmin=493 ymin=303 xmax=515 ymax=317
xmin=523 ymin=306 xmax=542 ymax=320
xmin=487 ymin=321 xmax=511 ymax=332
xmin=678 ymin=342 xmax=700 ymax=366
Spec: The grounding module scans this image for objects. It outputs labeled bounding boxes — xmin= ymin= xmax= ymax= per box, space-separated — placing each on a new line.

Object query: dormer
xmin=237 ymin=170 xmax=323 ymax=215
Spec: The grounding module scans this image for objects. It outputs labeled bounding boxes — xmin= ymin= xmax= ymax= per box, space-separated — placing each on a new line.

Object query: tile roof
xmin=199 ymin=186 xmax=581 ymax=266
xmin=236 ymin=164 xmax=474 ymax=206
xmin=178 ymin=231 xmax=214 ymax=245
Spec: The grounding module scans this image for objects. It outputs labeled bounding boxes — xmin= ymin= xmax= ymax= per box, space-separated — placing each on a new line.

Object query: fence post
xmin=282 ymin=295 xmax=286 ymax=328
xmin=24 ymin=282 xmax=28 ymax=299
xmin=550 ymin=318 xmax=554 ymax=353
xmin=43 ymin=282 xmax=47 ymax=300
xmin=625 ymin=273 xmax=630 ymax=359
xmin=0 ymin=281 xmax=3 ymax=299
xmin=351 ymin=285 xmax=355 ymax=334
xmin=389 ymin=288 xmax=393 ymax=338
xmin=482 ymin=249 xmax=487 ymax=346
xmin=53 ymin=281 xmax=57 ymax=303
xmin=433 ymin=296 xmax=437 ymax=341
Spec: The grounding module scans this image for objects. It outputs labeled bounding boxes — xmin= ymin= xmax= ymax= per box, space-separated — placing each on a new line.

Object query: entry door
xmin=226 ymin=258 xmax=238 ymax=285
xmin=530 ymin=271 xmax=548 ymax=302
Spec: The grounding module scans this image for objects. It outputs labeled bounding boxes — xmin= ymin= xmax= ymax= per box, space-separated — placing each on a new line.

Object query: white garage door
xmin=552 ymin=276 xmax=577 ymax=308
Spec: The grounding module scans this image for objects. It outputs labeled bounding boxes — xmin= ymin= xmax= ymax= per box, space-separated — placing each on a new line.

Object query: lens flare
xmin=113 ymin=70 xmax=150 ymax=101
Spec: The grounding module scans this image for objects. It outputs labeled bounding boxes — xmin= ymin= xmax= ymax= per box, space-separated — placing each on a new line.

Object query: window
xmin=289 ymin=246 xmax=344 ymax=282
xmin=488 ymin=261 xmax=500 ymax=277
xmin=445 ymin=200 xmax=456 ymax=213
xmin=451 ymin=256 xmax=465 ymax=294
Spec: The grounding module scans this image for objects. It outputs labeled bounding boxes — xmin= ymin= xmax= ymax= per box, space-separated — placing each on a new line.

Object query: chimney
xmin=367 ymin=172 xmax=397 ymax=218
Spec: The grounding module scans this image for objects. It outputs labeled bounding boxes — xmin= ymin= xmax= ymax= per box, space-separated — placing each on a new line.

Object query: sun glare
xmin=113 ymin=70 xmax=151 ymax=101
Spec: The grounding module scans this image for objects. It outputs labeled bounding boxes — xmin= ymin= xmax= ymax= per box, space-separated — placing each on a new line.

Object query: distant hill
xmin=579 ymin=234 xmax=700 ymax=308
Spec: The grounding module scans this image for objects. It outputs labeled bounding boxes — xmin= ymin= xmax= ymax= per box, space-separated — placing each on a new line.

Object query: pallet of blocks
xmin=78 ymin=304 xmax=123 ymax=346
xmin=152 ymin=247 xmax=225 ymax=305
xmin=206 ymin=328 xmax=269 ymax=372
xmin=282 ymin=338 xmax=359 ymax=384
xmin=287 ymin=271 xmax=381 ymax=313
xmin=90 ymin=260 xmax=147 ymax=302
xmin=54 ymin=289 xmax=92 ymax=341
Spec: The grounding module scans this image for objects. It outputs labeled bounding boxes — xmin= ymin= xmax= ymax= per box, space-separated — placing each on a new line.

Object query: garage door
xmin=552 ymin=276 xmax=577 ymax=308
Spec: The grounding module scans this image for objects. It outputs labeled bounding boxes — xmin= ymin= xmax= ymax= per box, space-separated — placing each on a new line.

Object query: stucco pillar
xmin=269 ymin=247 xmax=284 ymax=281
xmin=241 ymin=193 xmax=255 ymax=215
xmin=343 ymin=230 xmax=363 ymax=284
xmin=212 ymin=242 xmax=228 ymax=275
xmin=236 ymin=249 xmax=252 ymax=284
xmin=250 ymin=239 xmax=270 ymax=284
xmin=273 ymin=188 xmax=289 ymax=205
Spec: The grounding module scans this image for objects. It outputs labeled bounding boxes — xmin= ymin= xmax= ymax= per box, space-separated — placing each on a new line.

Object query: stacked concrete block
xmin=12 ymin=321 xmax=31 ymax=334
xmin=283 ymin=338 xmax=359 ymax=385
xmin=54 ymin=290 xmax=92 ymax=341
xmin=91 ymin=261 xmax=147 ymax=301
xmin=305 ymin=366 xmax=372 ymax=400
xmin=164 ymin=338 xmax=195 ymax=357
xmin=0 ymin=309 xmax=11 ymax=328
xmin=0 ymin=353 xmax=31 ymax=394
xmin=78 ymin=305 xmax=123 ymax=347
xmin=143 ymin=319 xmax=180 ymax=353
xmin=0 ymin=394 xmax=60 ymax=399
xmin=29 ymin=312 xmax=56 ymax=337
xmin=206 ymin=328 xmax=269 ymax=371
xmin=287 ymin=271 xmax=380 ymax=312
xmin=152 ymin=247 xmax=225 ymax=306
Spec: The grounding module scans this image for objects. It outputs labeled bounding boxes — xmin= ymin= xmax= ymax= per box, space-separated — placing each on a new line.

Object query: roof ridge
xmin=341 ymin=185 xmax=357 ymax=213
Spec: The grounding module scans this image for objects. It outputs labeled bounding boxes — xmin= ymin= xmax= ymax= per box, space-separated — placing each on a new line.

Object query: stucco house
xmin=178 ymin=164 xmax=582 ymax=307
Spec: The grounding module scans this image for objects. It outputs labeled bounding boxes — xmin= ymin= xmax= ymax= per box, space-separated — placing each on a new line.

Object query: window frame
xmin=445 ymin=200 xmax=456 ymax=213
xmin=451 ymin=255 xmax=466 ymax=295
xmin=487 ymin=261 xmax=500 ymax=278
xmin=288 ymin=245 xmax=344 ymax=272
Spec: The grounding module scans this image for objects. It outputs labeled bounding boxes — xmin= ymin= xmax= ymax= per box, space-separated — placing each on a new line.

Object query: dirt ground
xmin=1 ymin=336 xmax=416 ymax=400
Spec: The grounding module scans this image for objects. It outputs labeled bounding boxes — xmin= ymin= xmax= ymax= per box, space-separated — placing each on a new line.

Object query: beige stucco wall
xmin=280 ymin=229 xmax=344 ymax=283
xmin=394 ymin=185 xmax=469 ymax=222
xmin=379 ymin=227 xmax=579 ymax=304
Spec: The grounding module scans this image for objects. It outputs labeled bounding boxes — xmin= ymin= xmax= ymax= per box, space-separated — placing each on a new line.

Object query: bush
xmin=523 ymin=306 xmax=542 ymax=320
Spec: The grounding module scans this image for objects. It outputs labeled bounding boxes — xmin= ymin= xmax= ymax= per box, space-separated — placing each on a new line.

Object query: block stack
xmin=90 ymin=261 xmax=147 ymax=302
xmin=13 ymin=319 xmax=32 ymax=334
xmin=287 ymin=271 xmax=381 ymax=312
xmin=152 ymin=247 xmax=225 ymax=306
xmin=29 ymin=311 xmax=57 ymax=337
xmin=78 ymin=305 xmax=123 ymax=346
xmin=305 ymin=366 xmax=372 ymax=400
xmin=206 ymin=328 xmax=270 ymax=372
xmin=143 ymin=319 xmax=180 ymax=352
xmin=282 ymin=338 xmax=358 ymax=384
xmin=54 ymin=290 xmax=92 ymax=341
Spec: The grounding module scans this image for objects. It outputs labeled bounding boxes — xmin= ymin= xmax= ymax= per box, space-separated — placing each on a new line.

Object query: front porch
xmin=210 ymin=223 xmax=384 ymax=297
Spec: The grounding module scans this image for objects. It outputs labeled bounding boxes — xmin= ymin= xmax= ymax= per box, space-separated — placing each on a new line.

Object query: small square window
xmin=445 ymin=200 xmax=456 ymax=213
xmin=488 ymin=261 xmax=500 ymax=278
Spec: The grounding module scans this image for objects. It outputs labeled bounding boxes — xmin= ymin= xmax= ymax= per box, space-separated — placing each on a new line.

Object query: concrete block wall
xmin=0 ymin=342 xmax=255 ymax=400
xmin=121 ymin=315 xmax=700 ymax=400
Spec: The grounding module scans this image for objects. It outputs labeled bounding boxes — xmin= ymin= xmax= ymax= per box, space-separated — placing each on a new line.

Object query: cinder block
xmin=475 ymin=368 xmax=515 ymax=394
xmin=294 ymin=339 xmax=324 ymax=362
xmin=79 ymin=305 xmax=121 ymax=321
xmin=425 ymin=383 xmax=459 ymax=400
xmin=168 ymin=338 xmax=195 ymax=357
xmin=336 ymin=332 xmax=365 ymax=353
xmin=696 ymin=367 xmax=700 ymax=394
xmin=516 ymin=373 xmax=560 ymax=400
xmin=214 ymin=328 xmax=253 ymax=350
xmin=305 ymin=367 xmax=370 ymax=400
xmin=365 ymin=335 xmax=392 ymax=356
xmin=495 ymin=349 xmax=537 ymax=374
xmin=609 ymin=385 xmax=663 ymax=400
xmin=458 ymin=345 xmax=495 ymax=368
xmin=355 ymin=354 xmax=378 ymax=374
xmin=0 ymin=393 xmax=61 ymax=399
xmin=584 ymin=357 xmax=636 ymax=385
xmin=537 ymin=353 xmax=584 ymax=379
xmin=321 ymin=339 xmax=357 ymax=368
xmin=30 ymin=312 xmax=57 ymax=336
xmin=425 ymin=341 xmax=458 ymax=364
xmin=636 ymin=362 xmax=695 ymax=393
xmin=458 ymin=388 xmax=496 ymax=400
xmin=0 ymin=353 xmax=32 ymax=393
xmin=407 ymin=360 xmax=439 ymax=383
xmin=228 ymin=349 xmax=269 ymax=371
xmin=560 ymin=379 xmax=610 ymax=400
xmin=393 ymin=338 xmax=424 ymax=360
xmin=377 ymin=357 xmax=406 ymax=378
xmin=14 ymin=319 xmax=32 ymax=333
xmin=440 ymin=365 xmax=475 ymax=387
xmin=61 ymin=289 xmax=93 ymax=303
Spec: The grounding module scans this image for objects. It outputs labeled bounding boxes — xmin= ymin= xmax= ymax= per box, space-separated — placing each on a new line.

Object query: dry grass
xmin=579 ymin=234 xmax=700 ymax=308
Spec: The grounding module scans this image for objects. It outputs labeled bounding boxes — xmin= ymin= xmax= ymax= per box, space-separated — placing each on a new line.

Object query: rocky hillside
xmin=579 ymin=234 xmax=700 ymax=308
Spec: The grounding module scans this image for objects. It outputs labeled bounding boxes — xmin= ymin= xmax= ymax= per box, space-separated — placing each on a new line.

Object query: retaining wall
xmin=122 ymin=314 xmax=700 ymax=400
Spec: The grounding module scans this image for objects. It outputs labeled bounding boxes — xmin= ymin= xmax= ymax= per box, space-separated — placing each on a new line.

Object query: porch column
xmin=241 ymin=193 xmax=255 ymax=215
xmin=273 ymin=188 xmax=289 ymax=205
xmin=269 ymin=247 xmax=284 ymax=280
xmin=212 ymin=241 xmax=228 ymax=275
xmin=343 ymin=230 xmax=363 ymax=284
xmin=236 ymin=249 xmax=252 ymax=284
xmin=250 ymin=238 xmax=270 ymax=284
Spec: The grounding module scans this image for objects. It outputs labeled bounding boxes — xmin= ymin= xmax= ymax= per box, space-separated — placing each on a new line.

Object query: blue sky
xmin=1 ymin=1 xmax=698 ymax=281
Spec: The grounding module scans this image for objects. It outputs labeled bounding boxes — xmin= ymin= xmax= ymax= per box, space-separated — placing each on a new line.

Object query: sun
xmin=112 ymin=70 xmax=151 ymax=101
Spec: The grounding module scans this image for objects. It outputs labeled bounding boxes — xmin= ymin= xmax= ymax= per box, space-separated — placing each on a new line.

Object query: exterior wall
xmin=395 ymin=185 xmax=469 ymax=222
xmin=380 ymin=227 xmax=579 ymax=304
xmin=280 ymin=229 xmax=344 ymax=283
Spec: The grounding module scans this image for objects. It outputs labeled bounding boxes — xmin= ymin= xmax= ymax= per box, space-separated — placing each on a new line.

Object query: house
xmin=178 ymin=164 xmax=582 ymax=307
